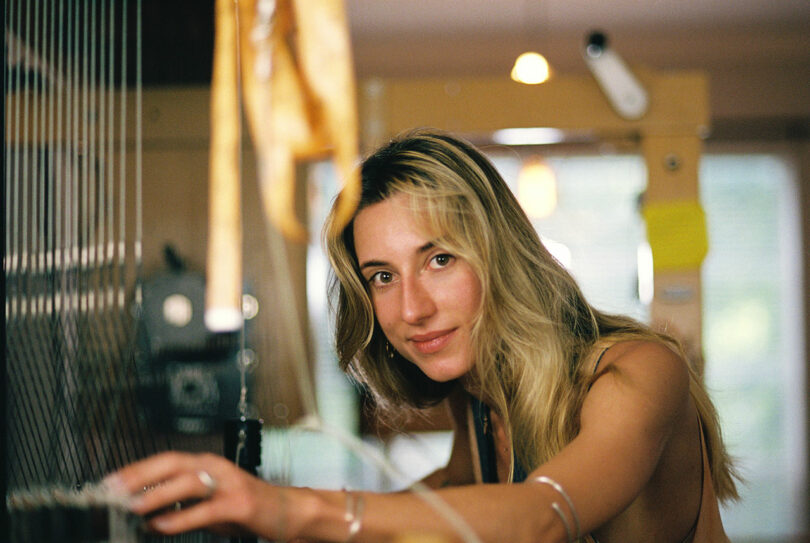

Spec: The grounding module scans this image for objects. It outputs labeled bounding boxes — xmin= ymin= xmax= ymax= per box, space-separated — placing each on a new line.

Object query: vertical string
xmin=46 ymin=0 xmax=56 ymax=317
xmin=80 ymin=0 xmax=89 ymax=319
xmin=3 ymin=0 xmax=10 ymax=296
xmin=20 ymin=0 xmax=31 ymax=318
xmin=106 ymin=0 xmax=116 ymax=308
xmin=36 ymin=0 xmax=47 ymax=318
xmin=135 ymin=0 xmax=143 ymax=309
xmin=65 ymin=0 xmax=74 ymax=325
xmin=118 ymin=0 xmax=128 ymax=311
xmin=88 ymin=0 xmax=98 ymax=314
xmin=70 ymin=0 xmax=79 ymax=317
xmin=233 ymin=0 xmax=249 ymax=420
xmin=30 ymin=0 xmax=40 ymax=317
xmin=97 ymin=0 xmax=107 ymax=314
xmin=6 ymin=0 xmax=19 ymax=321
xmin=54 ymin=0 xmax=64 ymax=315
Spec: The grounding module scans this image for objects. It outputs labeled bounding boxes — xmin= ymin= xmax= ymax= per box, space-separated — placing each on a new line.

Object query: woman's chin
xmin=418 ymin=362 xmax=470 ymax=384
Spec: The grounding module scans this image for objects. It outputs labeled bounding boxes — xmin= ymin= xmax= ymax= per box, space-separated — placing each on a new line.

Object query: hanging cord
xmin=233 ymin=0 xmax=250 ymax=423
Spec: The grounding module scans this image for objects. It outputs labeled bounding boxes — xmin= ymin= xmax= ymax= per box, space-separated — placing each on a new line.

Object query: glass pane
xmin=700 ymin=153 xmax=806 ymax=539
xmin=488 ymin=153 xmax=648 ymax=320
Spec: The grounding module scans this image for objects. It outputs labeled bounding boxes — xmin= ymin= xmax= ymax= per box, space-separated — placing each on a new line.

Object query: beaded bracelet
xmin=530 ymin=475 xmax=581 ymax=542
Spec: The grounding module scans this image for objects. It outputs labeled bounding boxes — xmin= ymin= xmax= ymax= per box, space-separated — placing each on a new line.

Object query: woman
xmin=108 ymin=129 xmax=738 ymax=542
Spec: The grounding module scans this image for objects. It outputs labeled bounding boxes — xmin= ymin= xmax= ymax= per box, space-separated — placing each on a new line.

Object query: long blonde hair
xmin=324 ymin=129 xmax=738 ymax=501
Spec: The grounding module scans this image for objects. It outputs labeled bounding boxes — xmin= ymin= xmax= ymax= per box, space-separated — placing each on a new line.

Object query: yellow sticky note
xmin=642 ymin=200 xmax=708 ymax=271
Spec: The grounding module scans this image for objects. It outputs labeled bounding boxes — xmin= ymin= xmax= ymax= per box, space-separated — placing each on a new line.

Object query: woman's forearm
xmin=276 ymin=483 xmax=568 ymax=543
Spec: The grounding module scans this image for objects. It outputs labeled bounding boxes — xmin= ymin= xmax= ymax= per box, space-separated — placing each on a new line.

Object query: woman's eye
xmin=369 ymin=271 xmax=393 ymax=286
xmin=430 ymin=254 xmax=454 ymax=268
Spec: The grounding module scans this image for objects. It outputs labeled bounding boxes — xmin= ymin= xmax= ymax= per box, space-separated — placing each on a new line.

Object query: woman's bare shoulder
xmin=583 ymin=339 xmax=691 ymax=429
xmin=593 ymin=339 xmax=688 ymax=384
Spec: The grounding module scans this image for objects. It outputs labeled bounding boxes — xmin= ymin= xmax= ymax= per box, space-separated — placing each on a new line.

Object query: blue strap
xmin=471 ymin=397 xmax=529 ymax=483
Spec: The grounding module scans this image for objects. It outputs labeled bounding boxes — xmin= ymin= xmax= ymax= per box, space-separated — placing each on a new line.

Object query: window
xmin=700 ymin=151 xmax=805 ymax=539
xmin=496 ymin=149 xmax=806 ymax=538
xmin=495 ymin=149 xmax=806 ymax=539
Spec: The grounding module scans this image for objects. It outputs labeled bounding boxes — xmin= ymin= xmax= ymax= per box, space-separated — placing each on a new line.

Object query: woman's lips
xmin=409 ymin=329 xmax=456 ymax=354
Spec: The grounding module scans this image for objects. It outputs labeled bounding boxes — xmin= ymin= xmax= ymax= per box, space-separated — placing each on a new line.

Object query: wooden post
xmin=641 ymin=134 xmax=708 ymax=370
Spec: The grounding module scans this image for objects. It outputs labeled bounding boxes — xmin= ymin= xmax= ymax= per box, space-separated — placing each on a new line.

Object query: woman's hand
xmin=105 ymin=451 xmax=283 ymax=538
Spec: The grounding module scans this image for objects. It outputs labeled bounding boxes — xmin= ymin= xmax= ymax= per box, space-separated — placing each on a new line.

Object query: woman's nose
xmin=400 ymin=276 xmax=436 ymax=324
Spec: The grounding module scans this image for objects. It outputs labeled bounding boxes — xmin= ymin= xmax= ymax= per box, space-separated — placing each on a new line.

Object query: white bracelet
xmin=343 ymin=490 xmax=365 ymax=542
xmin=550 ymin=501 xmax=574 ymax=542
xmin=530 ymin=476 xmax=581 ymax=540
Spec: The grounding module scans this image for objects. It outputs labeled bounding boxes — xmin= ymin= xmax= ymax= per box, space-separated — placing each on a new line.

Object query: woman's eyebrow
xmin=358 ymin=242 xmax=436 ymax=271
xmin=359 ymin=259 xmax=387 ymax=271
xmin=417 ymin=241 xmax=436 ymax=254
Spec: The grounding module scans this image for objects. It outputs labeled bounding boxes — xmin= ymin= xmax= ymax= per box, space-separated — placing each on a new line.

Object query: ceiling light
xmin=492 ymin=127 xmax=566 ymax=146
xmin=511 ymin=51 xmax=550 ymax=85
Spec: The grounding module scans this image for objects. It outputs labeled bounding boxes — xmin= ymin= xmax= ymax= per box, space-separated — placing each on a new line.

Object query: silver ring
xmin=197 ymin=470 xmax=217 ymax=499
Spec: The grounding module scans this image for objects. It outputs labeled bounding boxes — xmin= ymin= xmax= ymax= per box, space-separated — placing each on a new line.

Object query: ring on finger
xmin=197 ymin=470 xmax=217 ymax=499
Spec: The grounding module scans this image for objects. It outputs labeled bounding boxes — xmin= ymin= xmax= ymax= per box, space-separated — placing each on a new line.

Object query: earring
xmin=385 ymin=341 xmax=395 ymax=359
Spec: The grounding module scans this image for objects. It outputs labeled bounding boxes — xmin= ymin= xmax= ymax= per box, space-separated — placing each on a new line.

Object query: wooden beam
xmin=359 ymin=69 xmax=709 ymax=149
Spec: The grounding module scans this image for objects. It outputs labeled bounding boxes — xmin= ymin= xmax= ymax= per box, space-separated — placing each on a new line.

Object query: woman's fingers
xmin=105 ymin=452 xmax=229 ymax=510
xmin=102 ymin=452 xmax=274 ymax=537
xmin=128 ymin=470 xmax=217 ymax=515
xmin=138 ymin=470 xmax=263 ymax=536
xmin=106 ymin=452 xmax=189 ymax=494
xmin=144 ymin=497 xmax=222 ymax=535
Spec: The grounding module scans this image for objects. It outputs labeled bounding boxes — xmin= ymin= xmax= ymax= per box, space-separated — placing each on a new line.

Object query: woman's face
xmin=353 ymin=193 xmax=482 ymax=383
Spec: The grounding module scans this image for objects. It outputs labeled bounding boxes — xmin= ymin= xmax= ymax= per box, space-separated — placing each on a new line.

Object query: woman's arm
xmin=108 ymin=455 xmax=566 ymax=542
xmin=107 ymin=340 xmax=692 ymax=542
xmin=520 ymin=340 xmax=694 ymax=538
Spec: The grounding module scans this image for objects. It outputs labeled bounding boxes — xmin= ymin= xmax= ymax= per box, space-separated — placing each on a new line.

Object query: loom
xmin=3 ymin=1 xmax=259 ymax=541
xmin=3 ymin=0 xmax=369 ymax=539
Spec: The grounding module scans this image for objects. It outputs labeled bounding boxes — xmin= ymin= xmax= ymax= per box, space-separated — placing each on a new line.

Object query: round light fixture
xmin=511 ymin=52 xmax=550 ymax=85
